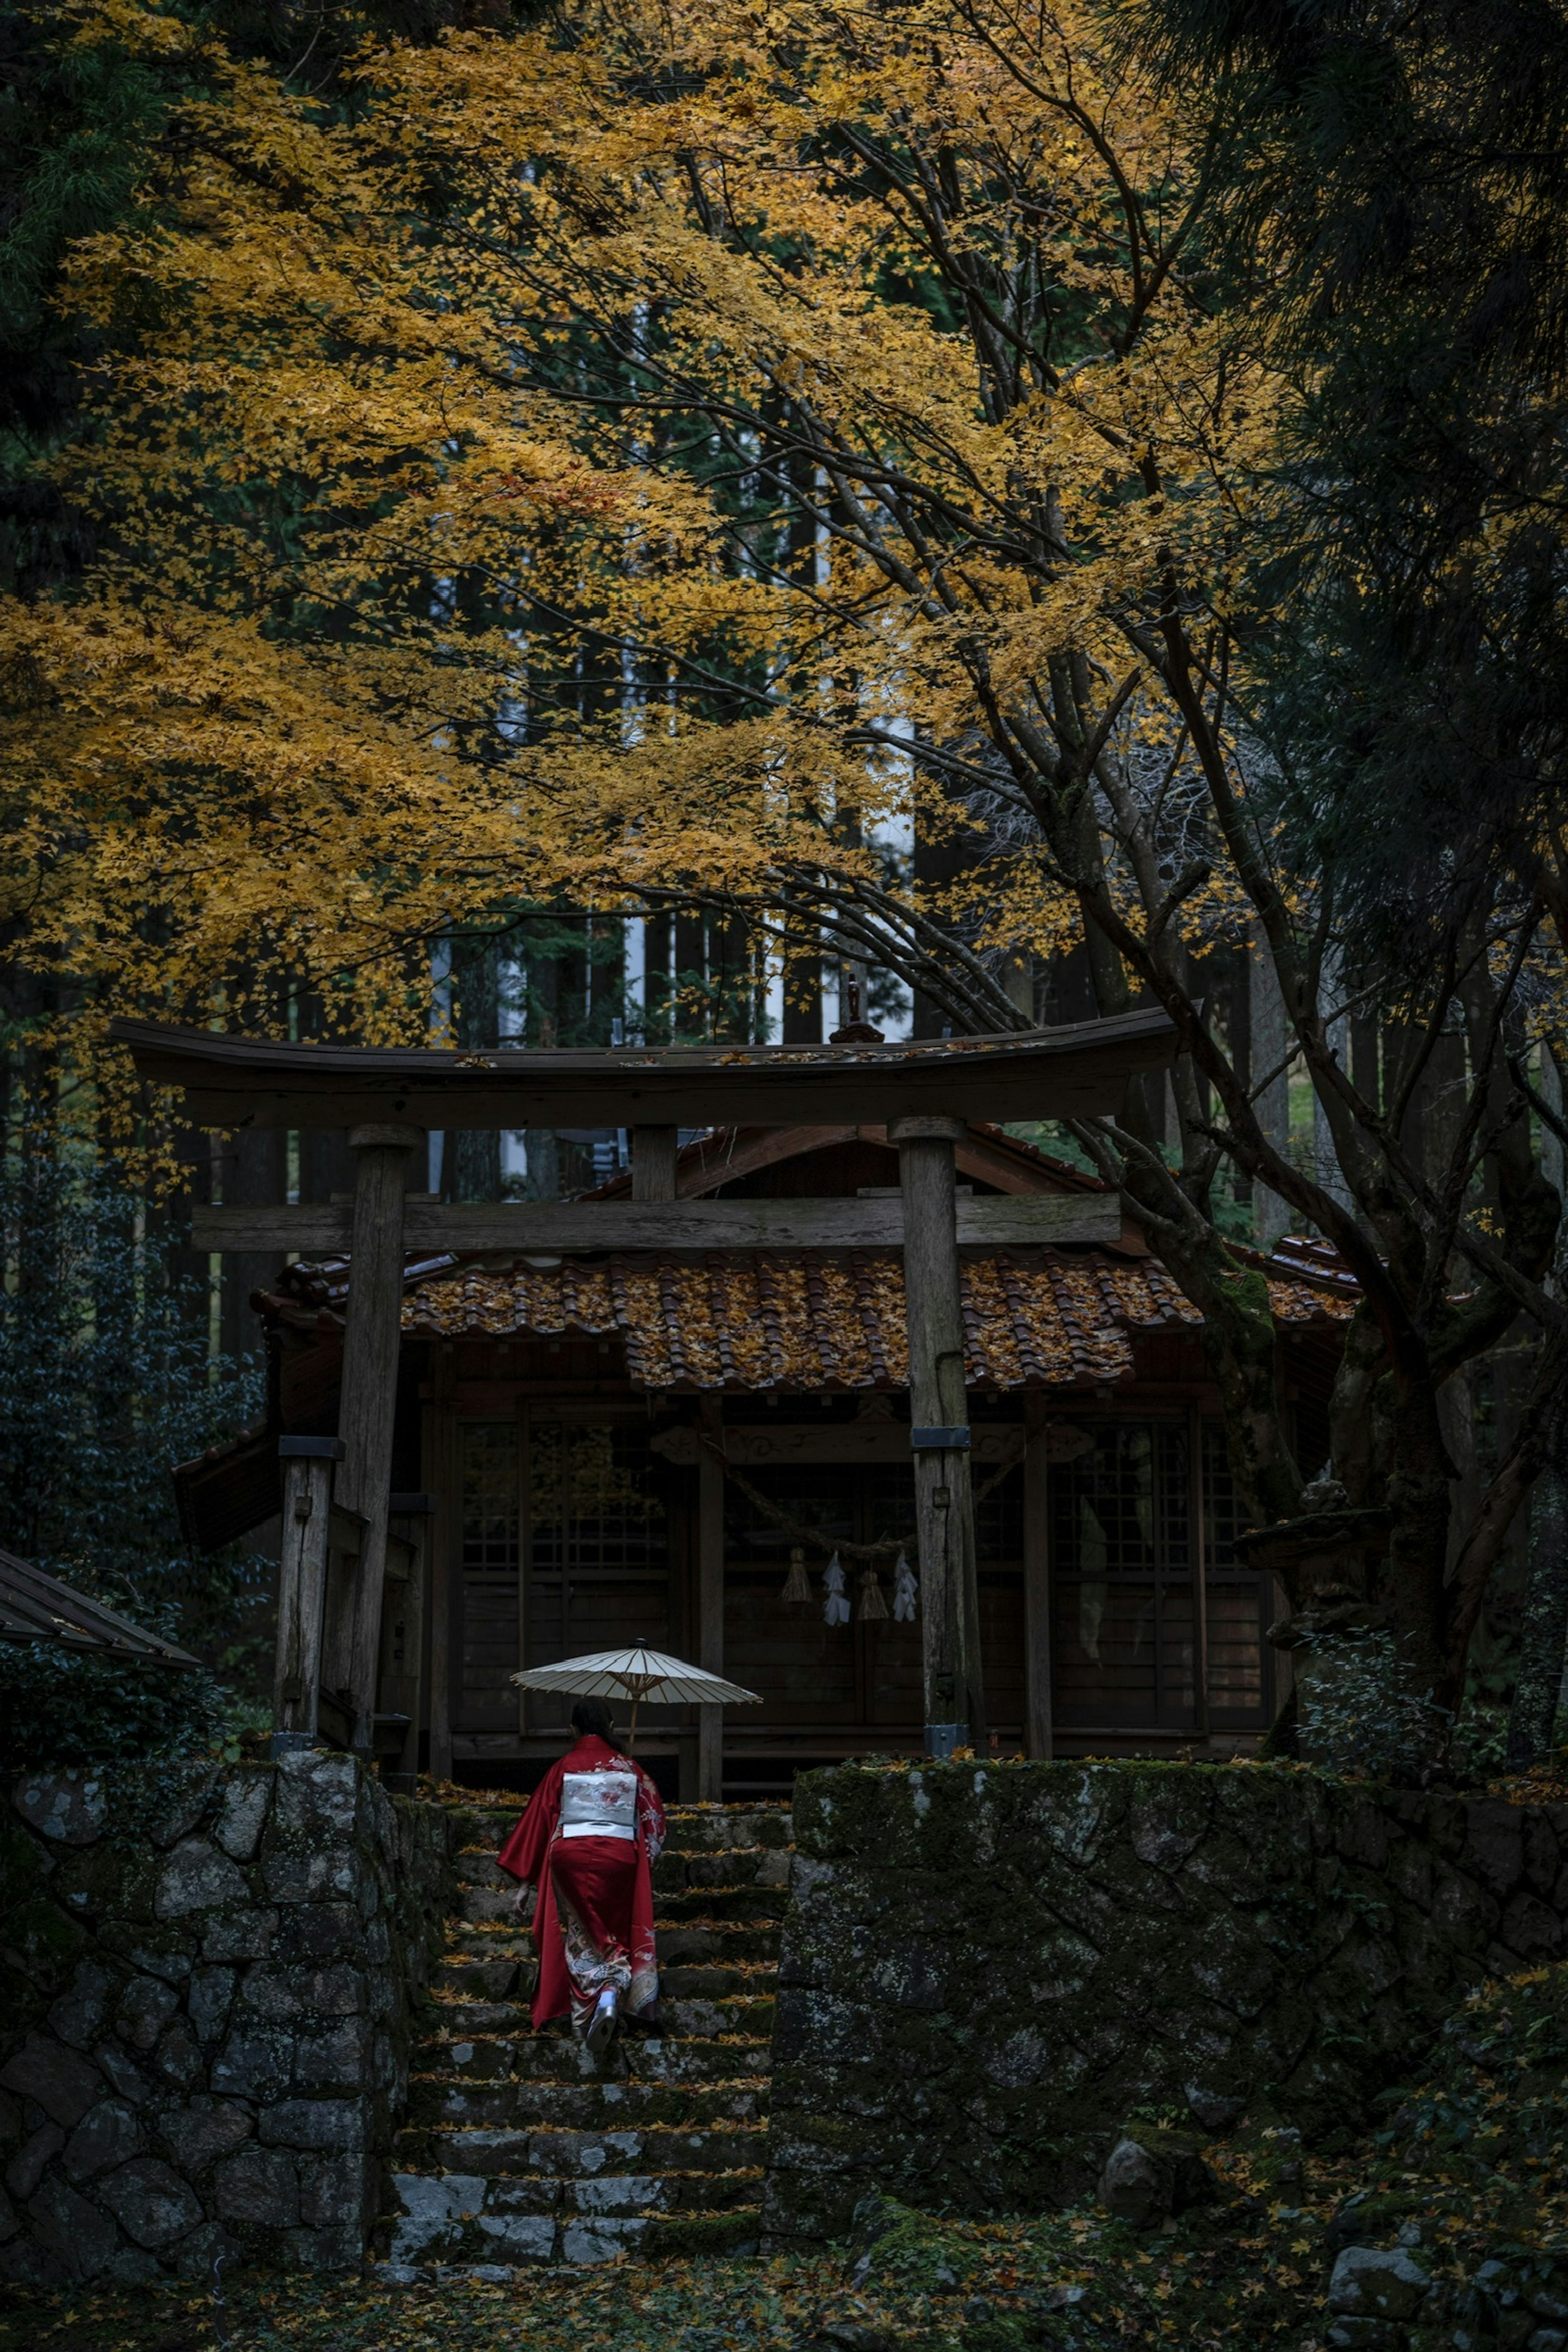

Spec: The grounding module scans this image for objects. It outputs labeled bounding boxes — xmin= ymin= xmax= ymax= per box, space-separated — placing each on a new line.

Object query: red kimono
xmin=497 ymin=1734 xmax=666 ymax=2031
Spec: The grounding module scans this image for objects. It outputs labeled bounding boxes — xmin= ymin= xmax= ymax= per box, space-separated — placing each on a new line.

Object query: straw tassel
xmin=857 ymin=1563 xmax=888 ymax=1621
xmin=779 ymin=1546 xmax=813 ymax=1610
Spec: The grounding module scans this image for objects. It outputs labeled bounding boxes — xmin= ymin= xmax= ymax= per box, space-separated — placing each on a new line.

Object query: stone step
xmin=416 ymin=1801 xmax=785 ymax=2269
xmin=416 ymin=2031 xmax=774 ymax=2086
xmin=434 ymin=1953 xmax=535 ymax=2001
xmin=648 ymin=1922 xmax=781 ymax=1965
xmin=457 ymin=1885 xmax=528 ymax=1924
xmin=657 ymin=1960 xmax=780 ymax=1999
xmin=455 ymin=1806 xmax=791 ymax=1857
xmin=450 ymin=1913 xmax=781 ymax=1954
xmin=433 ymin=1948 xmax=777 ymax=2003
xmin=651 ymin=1885 xmax=792 ymax=1923
xmin=409 ymin=2074 xmax=768 ymax=2130
xmin=425 ymin=1989 xmax=776 ymax=2042
xmin=394 ymin=2120 xmax=767 ymax=2180
xmin=653 ymin=1848 xmax=793 ymax=1892
xmin=449 ymin=1878 xmax=790 ymax=1927
xmin=385 ymin=2167 xmax=763 ymax=2268
xmin=445 ymin=1911 xmax=787 ymax=1962
xmin=452 ymin=1851 xmax=791 ymax=1921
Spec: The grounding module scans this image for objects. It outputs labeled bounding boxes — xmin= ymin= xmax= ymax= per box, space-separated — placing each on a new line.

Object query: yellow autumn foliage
xmin=1 ymin=0 xmax=1283 ymax=1064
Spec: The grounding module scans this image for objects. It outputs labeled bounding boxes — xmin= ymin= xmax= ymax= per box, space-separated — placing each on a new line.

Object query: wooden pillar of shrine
xmin=321 ymin=1120 xmax=423 ymax=1755
xmin=889 ymin=1112 xmax=984 ymax=1755
xmin=1022 ymin=1396 xmax=1054 ymax=1759
xmin=697 ymin=1397 xmax=726 ymax=1802
xmin=632 ymin=1125 xmax=680 ymax=1202
xmin=270 ymin=1436 xmax=343 ymax=1755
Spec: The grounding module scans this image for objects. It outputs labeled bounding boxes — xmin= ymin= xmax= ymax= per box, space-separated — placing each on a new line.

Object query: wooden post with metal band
xmin=889 ymin=1110 xmax=984 ymax=1757
xmin=270 ymin=1435 xmax=343 ymax=1756
xmin=697 ymin=1397 xmax=726 ymax=1803
xmin=323 ymin=1119 xmax=423 ymax=1756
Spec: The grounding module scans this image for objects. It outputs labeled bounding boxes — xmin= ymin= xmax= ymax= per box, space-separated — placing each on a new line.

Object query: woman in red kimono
xmin=497 ymin=1699 xmax=666 ymax=2055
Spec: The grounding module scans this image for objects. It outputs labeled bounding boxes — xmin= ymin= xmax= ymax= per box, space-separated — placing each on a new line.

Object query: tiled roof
xmin=399 ymin=1249 xmax=1350 ymax=1392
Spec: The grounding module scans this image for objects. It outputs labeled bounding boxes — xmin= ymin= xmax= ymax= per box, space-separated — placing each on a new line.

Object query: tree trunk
xmin=1505 ymin=1468 xmax=1568 ymax=1768
xmin=451 ymin=936 xmax=501 ymax=1202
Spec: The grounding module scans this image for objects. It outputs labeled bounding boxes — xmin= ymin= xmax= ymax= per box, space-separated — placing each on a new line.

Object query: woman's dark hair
xmin=570 ymin=1698 xmax=616 ymax=1741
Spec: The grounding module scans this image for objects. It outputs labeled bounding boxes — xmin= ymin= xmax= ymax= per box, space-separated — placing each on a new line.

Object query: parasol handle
xmin=627 ymin=1695 xmax=639 ymax=1754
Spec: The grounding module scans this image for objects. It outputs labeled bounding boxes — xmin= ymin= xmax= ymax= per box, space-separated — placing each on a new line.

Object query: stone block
xmin=1502 ymin=1891 xmax=1564 ymax=1960
xmin=1328 ymin=2245 xmax=1432 ymax=2321
xmin=275 ymin=1749 xmax=360 ymax=1838
xmin=13 ymin=1774 xmax=107 ymax=1848
xmin=26 ymin=2176 xmax=120 ymax=2276
xmin=156 ymin=1839 xmax=249 ymax=1921
xmin=7 ymin=2123 xmax=65 ymax=2202
xmin=212 ymin=2030 xmax=292 ymax=2102
xmin=63 ymin=2101 xmax=143 ymax=2183
xmin=95 ymin=2044 xmax=152 ymax=2106
xmin=388 ymin=2170 xmax=486 ymax=2261
xmin=1523 ymin=1815 xmax=1560 ymax=1898
xmin=187 ymin=1966 xmax=236 ymax=2044
xmin=104 ymin=2244 xmax=165 ymax=2285
xmin=561 ymin=2216 xmax=647 ymax=2263
xmin=116 ymin=1975 xmax=179 ymax=2052
xmin=1463 ymin=1803 xmax=1526 ymax=1899
xmin=573 ymin=2175 xmax=665 ymax=2214
xmin=98 ymin=2156 xmax=204 ymax=2249
xmin=118 ymin=1939 xmax=192 ymax=1986
xmin=204 ymin=1910 xmax=277 ymax=1963
xmin=214 ymin=2143 xmax=300 ymax=2227
xmin=262 ymin=1853 xmax=356 ymax=1905
xmin=213 ymin=1777 xmax=272 ymax=1862
xmin=157 ymin=2098 xmax=254 ymax=2172
xmin=291 ymin=2020 xmax=368 ymax=2090
xmin=258 ymin=2099 xmax=368 ymax=2152
xmin=281 ymin=2221 xmax=362 ymax=2269
xmin=46 ymin=1963 xmax=115 ymax=2050
xmin=301 ymin=1966 xmax=361 ymax=2017
xmin=1 ymin=1884 xmax=89 ymax=2000
xmin=0 ymin=2034 xmax=103 ymax=2127
xmin=240 ymin=1967 xmax=308 ymax=2022
xmin=154 ymin=2022 xmax=206 ymax=2092
xmin=275 ymin=1904 xmax=361 ymax=1964
xmin=477 ymin=2212 xmax=555 ymax=2260
xmin=140 ymin=1767 xmax=220 ymax=1851
xmin=298 ymin=2152 xmax=370 ymax=2229
xmin=0 ymin=2184 xmax=18 ymax=2245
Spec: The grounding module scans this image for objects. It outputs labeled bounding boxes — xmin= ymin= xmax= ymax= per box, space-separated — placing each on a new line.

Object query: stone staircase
xmin=381 ymin=1801 xmax=791 ymax=2270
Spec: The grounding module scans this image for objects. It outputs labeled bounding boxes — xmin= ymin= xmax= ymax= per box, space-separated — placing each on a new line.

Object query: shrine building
xmin=169 ymin=1108 xmax=1352 ymax=1797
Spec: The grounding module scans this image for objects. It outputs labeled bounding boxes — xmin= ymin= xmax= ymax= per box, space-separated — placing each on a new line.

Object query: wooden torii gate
xmin=114 ymin=1010 xmax=1176 ymax=1780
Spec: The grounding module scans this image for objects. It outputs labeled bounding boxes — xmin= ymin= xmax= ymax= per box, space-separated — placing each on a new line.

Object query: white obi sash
xmin=559 ymin=1768 xmax=639 ymax=1841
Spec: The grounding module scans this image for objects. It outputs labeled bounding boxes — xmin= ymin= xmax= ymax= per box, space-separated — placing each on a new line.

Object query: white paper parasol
xmin=511 ymin=1644 xmax=761 ymax=1750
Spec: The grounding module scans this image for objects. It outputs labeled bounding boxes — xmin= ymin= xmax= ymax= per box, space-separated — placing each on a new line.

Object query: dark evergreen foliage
xmin=0 ymin=1147 xmax=269 ymax=1762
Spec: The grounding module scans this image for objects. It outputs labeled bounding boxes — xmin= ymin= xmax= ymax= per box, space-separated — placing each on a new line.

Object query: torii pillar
xmin=889 ymin=1113 xmax=984 ymax=1757
xmin=319 ymin=1121 xmax=423 ymax=1754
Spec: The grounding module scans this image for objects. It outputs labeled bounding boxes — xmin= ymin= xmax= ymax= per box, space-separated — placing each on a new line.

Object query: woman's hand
xmin=513 ymin=1883 xmax=537 ymax=1925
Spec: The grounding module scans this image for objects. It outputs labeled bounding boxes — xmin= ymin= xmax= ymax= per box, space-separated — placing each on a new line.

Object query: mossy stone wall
xmin=0 ymin=1754 xmax=454 ymax=2286
xmin=763 ymin=1761 xmax=1568 ymax=2243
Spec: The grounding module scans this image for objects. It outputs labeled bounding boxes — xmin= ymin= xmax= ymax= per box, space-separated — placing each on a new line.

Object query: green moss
xmin=48 ymin=1838 xmax=159 ymax=1922
xmin=643 ymin=2210 xmax=760 ymax=2258
xmin=854 ymin=2196 xmax=982 ymax=2292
